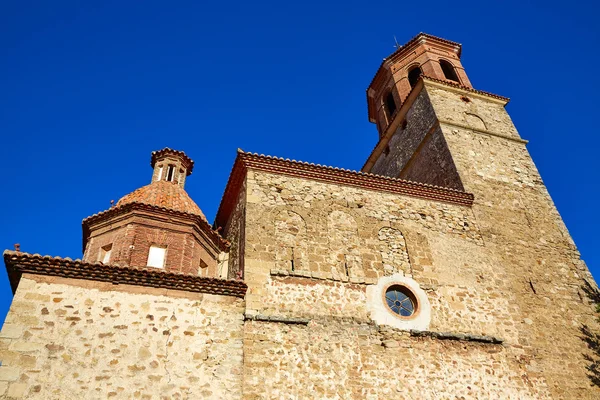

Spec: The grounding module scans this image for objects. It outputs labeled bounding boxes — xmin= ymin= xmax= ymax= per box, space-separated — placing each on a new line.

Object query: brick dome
xmin=116 ymin=180 xmax=207 ymax=220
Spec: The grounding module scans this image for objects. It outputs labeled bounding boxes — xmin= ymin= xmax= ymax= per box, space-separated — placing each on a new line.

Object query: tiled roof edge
xmin=214 ymin=149 xmax=474 ymax=228
xmin=3 ymin=251 xmax=247 ymax=298
xmin=366 ymin=32 xmax=463 ymax=97
xmin=82 ymin=202 xmax=229 ymax=252
xmin=422 ymin=76 xmax=510 ymax=102
xmin=151 ymin=148 xmax=195 ymax=175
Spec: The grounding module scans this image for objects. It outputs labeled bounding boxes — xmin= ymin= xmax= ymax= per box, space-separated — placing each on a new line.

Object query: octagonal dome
xmin=116 ymin=180 xmax=206 ymax=220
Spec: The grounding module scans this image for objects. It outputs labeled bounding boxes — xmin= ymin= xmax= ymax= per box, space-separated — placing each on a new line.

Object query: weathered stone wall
xmin=399 ymin=125 xmax=463 ymax=190
xmin=370 ymin=90 xmax=435 ymax=178
xmin=0 ymin=275 xmax=244 ymax=399
xmin=427 ymin=84 xmax=521 ymax=140
xmin=224 ymin=179 xmax=246 ymax=280
xmin=435 ymin=118 xmax=599 ymax=397
xmin=237 ymin=83 xmax=600 ymax=398
xmin=243 ymin=171 xmax=518 ymax=339
xmin=243 ymin=320 xmax=550 ymax=399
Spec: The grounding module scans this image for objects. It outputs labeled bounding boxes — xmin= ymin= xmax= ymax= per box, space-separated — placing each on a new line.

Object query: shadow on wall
xmin=580 ymin=280 xmax=600 ymax=387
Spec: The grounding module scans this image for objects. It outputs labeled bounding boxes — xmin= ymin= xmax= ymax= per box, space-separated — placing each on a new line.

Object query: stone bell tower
xmin=361 ymin=32 xmax=598 ymax=397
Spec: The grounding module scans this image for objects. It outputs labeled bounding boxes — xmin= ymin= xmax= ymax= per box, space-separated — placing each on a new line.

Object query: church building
xmin=1 ymin=33 xmax=599 ymax=399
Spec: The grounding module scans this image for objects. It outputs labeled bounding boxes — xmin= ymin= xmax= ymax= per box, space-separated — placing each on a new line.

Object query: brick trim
xmin=82 ymin=202 xmax=230 ymax=253
xmin=151 ymin=148 xmax=194 ymax=175
xmin=3 ymin=251 xmax=247 ymax=298
xmin=214 ymin=150 xmax=474 ymax=229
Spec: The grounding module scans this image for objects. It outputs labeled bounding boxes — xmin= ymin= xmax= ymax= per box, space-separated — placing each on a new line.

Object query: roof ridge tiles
xmin=241 ymin=150 xmax=467 ymax=193
xmin=3 ymin=250 xmax=247 ymax=298
xmin=82 ymin=202 xmax=229 ymax=253
xmin=214 ymin=149 xmax=475 ymax=229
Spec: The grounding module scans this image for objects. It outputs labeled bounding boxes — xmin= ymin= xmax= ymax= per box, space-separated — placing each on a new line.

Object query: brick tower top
xmin=116 ymin=148 xmax=205 ymax=218
xmin=367 ymin=33 xmax=473 ymax=137
xmin=82 ymin=148 xmax=226 ymax=276
xmin=150 ymin=147 xmax=195 ymax=188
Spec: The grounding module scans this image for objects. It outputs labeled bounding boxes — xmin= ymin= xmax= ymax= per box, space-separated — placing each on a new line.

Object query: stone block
xmin=0 ymin=325 xmax=23 ymax=339
xmin=9 ymin=342 xmax=44 ymax=353
xmin=6 ymin=382 xmax=27 ymax=398
xmin=0 ymin=366 xmax=20 ymax=382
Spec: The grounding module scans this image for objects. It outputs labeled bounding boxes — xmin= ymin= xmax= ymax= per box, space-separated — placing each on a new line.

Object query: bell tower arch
xmin=367 ymin=33 xmax=472 ymax=138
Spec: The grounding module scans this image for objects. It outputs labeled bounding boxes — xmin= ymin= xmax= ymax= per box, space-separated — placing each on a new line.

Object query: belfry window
xmin=440 ymin=60 xmax=459 ymax=82
xmin=385 ymin=92 xmax=397 ymax=117
xmin=166 ymin=165 xmax=175 ymax=182
xmin=408 ymin=66 xmax=422 ymax=88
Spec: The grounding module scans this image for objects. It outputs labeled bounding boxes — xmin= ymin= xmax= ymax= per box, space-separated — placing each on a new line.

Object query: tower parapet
xmin=150 ymin=147 xmax=194 ymax=187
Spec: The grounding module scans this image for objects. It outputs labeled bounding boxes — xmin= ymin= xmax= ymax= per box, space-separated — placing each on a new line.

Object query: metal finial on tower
xmin=393 ymin=35 xmax=401 ymax=50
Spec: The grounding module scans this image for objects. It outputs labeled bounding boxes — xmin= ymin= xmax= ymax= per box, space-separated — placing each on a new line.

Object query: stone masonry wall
xmin=426 ymin=82 xmax=599 ymax=397
xmin=224 ymin=179 xmax=246 ymax=281
xmin=243 ymin=171 xmax=517 ymax=338
xmin=370 ymin=90 xmax=435 ymax=178
xmin=238 ymin=168 xmax=555 ymax=397
xmin=363 ymin=81 xmax=600 ymax=397
xmin=0 ymin=275 xmax=244 ymax=399
xmin=437 ymin=120 xmax=600 ymax=398
xmin=238 ymin=100 xmax=600 ymax=399
xmin=243 ymin=320 xmax=549 ymax=399
xmin=399 ymin=125 xmax=463 ymax=190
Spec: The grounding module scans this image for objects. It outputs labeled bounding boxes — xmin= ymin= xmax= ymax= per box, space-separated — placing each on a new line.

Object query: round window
xmin=384 ymin=285 xmax=417 ymax=318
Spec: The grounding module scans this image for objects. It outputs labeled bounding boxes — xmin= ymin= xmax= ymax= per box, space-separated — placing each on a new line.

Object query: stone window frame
xmin=367 ymin=274 xmax=431 ymax=331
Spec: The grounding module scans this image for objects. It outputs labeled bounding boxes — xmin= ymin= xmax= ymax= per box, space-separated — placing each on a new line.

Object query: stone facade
xmin=0 ymin=275 xmax=244 ymax=399
xmin=1 ymin=32 xmax=599 ymax=399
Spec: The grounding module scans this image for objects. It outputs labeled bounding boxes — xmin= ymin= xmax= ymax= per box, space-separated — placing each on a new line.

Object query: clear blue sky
xmin=1 ymin=1 xmax=598 ymax=324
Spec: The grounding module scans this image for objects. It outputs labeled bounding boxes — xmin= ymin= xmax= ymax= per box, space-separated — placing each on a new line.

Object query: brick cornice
xmin=3 ymin=251 xmax=247 ymax=298
xmin=82 ymin=202 xmax=229 ymax=253
xmin=151 ymin=148 xmax=194 ymax=175
xmin=214 ymin=150 xmax=474 ymax=229
xmin=366 ymin=33 xmax=463 ymax=121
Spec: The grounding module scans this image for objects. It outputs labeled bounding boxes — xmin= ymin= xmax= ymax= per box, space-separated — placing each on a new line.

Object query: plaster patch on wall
xmin=367 ymin=274 xmax=431 ymax=331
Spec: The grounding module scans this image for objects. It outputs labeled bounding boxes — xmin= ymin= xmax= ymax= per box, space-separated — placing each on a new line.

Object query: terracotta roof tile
xmin=82 ymin=201 xmax=229 ymax=253
xmin=3 ymin=251 xmax=246 ymax=298
xmin=214 ymin=149 xmax=474 ymax=229
xmin=116 ymin=180 xmax=206 ymax=220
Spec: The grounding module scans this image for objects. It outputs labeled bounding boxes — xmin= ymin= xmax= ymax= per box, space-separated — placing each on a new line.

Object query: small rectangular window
xmin=147 ymin=245 xmax=166 ymax=268
xmin=199 ymin=259 xmax=208 ymax=276
xmin=166 ymin=166 xmax=174 ymax=182
xmin=98 ymin=244 xmax=112 ymax=264
xmin=157 ymin=166 xmax=163 ymax=181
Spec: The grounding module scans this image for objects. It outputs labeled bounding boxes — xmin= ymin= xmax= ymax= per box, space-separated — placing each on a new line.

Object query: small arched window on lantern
xmin=165 ymin=165 xmax=175 ymax=182
xmin=385 ymin=91 xmax=397 ymax=117
xmin=439 ymin=59 xmax=460 ymax=82
xmin=407 ymin=66 xmax=422 ymax=88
